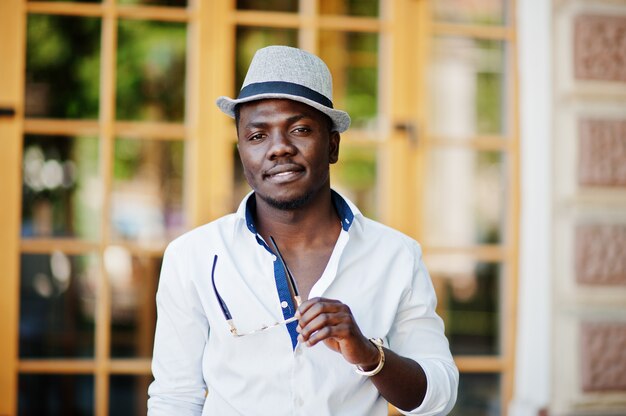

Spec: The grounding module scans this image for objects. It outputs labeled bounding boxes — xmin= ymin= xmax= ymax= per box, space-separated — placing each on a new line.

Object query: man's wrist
xmin=355 ymin=338 xmax=385 ymax=376
xmin=359 ymin=339 xmax=382 ymax=370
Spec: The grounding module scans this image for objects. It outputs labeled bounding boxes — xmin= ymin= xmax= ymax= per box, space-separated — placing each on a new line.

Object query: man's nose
xmin=267 ymin=131 xmax=296 ymax=159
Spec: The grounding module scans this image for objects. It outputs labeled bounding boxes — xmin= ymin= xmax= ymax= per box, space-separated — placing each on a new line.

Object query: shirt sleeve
xmin=388 ymin=241 xmax=459 ymax=415
xmin=148 ymin=240 xmax=209 ymax=416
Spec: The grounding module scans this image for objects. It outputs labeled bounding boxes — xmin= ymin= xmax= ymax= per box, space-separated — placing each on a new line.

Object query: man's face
xmin=237 ymin=99 xmax=340 ymax=211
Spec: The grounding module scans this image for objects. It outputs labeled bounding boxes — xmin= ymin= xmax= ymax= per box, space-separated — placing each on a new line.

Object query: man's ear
xmin=329 ymin=131 xmax=340 ymax=164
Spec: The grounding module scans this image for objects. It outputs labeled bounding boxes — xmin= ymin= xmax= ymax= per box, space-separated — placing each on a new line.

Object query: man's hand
xmin=295 ymin=297 xmax=429 ymax=411
xmin=295 ymin=297 xmax=380 ymax=369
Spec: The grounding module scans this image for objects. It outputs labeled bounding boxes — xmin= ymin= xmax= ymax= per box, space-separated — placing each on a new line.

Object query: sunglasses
xmin=211 ymin=236 xmax=301 ymax=337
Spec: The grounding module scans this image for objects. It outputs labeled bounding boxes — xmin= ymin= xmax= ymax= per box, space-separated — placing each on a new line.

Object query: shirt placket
xmin=291 ymin=342 xmax=306 ymax=413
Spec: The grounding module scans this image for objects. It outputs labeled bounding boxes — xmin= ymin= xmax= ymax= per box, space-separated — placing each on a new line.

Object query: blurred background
xmin=0 ymin=0 xmax=625 ymax=415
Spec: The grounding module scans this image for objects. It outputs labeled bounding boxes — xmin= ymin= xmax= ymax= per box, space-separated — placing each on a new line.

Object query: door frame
xmin=0 ymin=0 xmax=25 ymax=413
xmin=0 ymin=0 xmax=519 ymax=414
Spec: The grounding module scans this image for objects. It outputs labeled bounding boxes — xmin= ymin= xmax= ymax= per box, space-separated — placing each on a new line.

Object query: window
xmin=0 ymin=1 xmax=517 ymax=414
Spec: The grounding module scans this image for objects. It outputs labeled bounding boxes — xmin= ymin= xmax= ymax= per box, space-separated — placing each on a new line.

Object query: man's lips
xmin=263 ymin=164 xmax=305 ymax=181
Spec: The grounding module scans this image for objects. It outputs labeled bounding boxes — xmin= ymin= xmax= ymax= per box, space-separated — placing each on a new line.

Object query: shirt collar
xmin=236 ymin=190 xmax=361 ymax=234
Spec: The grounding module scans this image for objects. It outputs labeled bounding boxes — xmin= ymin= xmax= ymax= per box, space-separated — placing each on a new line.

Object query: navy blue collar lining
xmin=331 ymin=190 xmax=354 ymax=231
xmin=244 ymin=190 xmax=354 ymax=235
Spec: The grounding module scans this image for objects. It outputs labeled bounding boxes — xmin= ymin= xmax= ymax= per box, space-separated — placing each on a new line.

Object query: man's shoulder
xmin=357 ymin=216 xmax=422 ymax=252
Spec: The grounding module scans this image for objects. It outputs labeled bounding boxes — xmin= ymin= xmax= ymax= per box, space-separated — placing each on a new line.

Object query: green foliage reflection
xmin=475 ymin=40 xmax=504 ymax=134
xmin=26 ymin=15 xmax=101 ymax=118
xmin=116 ymin=20 xmax=187 ymax=122
xmin=235 ymin=27 xmax=298 ymax=91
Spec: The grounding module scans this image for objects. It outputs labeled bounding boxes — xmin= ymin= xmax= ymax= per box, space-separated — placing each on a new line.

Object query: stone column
xmin=552 ymin=1 xmax=626 ymax=414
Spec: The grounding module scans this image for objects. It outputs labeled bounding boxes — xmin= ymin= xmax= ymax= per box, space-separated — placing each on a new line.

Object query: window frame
xmin=0 ymin=0 xmax=519 ymax=414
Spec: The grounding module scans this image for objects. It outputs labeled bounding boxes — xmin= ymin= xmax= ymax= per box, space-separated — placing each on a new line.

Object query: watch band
xmin=355 ymin=338 xmax=385 ymax=377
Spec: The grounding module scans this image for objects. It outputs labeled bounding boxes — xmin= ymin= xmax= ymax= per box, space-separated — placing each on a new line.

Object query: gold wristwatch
xmin=355 ymin=338 xmax=385 ymax=376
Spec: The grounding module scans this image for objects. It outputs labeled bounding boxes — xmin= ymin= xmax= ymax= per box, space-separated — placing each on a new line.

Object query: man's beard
xmin=258 ymin=190 xmax=314 ymax=211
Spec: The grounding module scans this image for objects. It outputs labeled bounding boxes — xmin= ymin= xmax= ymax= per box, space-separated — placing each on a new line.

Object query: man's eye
xmin=292 ymin=127 xmax=311 ymax=134
xmin=248 ymin=133 xmax=265 ymax=141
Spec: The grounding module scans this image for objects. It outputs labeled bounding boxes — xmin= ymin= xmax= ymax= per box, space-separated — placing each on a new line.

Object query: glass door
xmin=413 ymin=1 xmax=519 ymax=414
xmin=3 ymin=0 xmax=212 ymax=414
xmin=0 ymin=0 xmax=518 ymax=414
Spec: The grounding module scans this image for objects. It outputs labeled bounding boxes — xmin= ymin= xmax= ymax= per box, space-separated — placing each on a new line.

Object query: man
xmin=148 ymin=45 xmax=458 ymax=415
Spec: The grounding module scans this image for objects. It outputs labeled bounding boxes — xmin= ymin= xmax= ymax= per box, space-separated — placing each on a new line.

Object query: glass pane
xmin=232 ymin=144 xmax=252 ymax=211
xmin=116 ymin=20 xmax=187 ymax=122
xmin=450 ymin=373 xmax=501 ymax=416
xmin=427 ymin=255 xmax=501 ymax=355
xmin=422 ymin=149 xmax=506 ymax=246
xmin=109 ymin=251 xmax=161 ymax=358
xmin=331 ymin=146 xmax=378 ymax=219
xmin=19 ymin=253 xmax=98 ymax=358
xmin=118 ymin=0 xmax=186 ymax=5
xmin=111 ymin=138 xmax=185 ymax=244
xmin=236 ymin=27 xmax=298 ymax=91
xmin=319 ymin=31 xmax=379 ymax=130
xmin=434 ymin=0 xmax=506 ymax=25
xmin=25 ymin=15 xmax=100 ymax=118
xmin=429 ymin=37 xmax=506 ymax=137
xmin=237 ymin=0 xmax=297 ymax=12
xmin=110 ymin=375 xmax=153 ymax=416
xmin=22 ymin=135 xmax=100 ymax=239
xmin=28 ymin=0 xmax=100 ymax=2
xmin=319 ymin=0 xmax=379 ymax=17
xmin=19 ymin=374 xmax=94 ymax=416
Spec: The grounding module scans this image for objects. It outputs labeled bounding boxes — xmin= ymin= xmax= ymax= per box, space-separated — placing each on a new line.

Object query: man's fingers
xmin=298 ymin=311 xmax=348 ymax=340
xmin=296 ymin=298 xmax=358 ymax=348
xmin=296 ymin=297 xmax=341 ymax=318
xmin=300 ymin=323 xmax=353 ymax=347
xmin=296 ymin=298 xmax=345 ymax=324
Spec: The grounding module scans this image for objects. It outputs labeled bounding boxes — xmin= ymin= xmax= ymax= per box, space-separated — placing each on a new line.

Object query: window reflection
xmin=116 ymin=20 xmax=187 ymax=122
xmin=118 ymin=0 xmax=187 ymax=6
xmin=19 ymin=374 xmax=94 ymax=416
xmin=433 ymin=0 xmax=506 ymax=26
xmin=319 ymin=31 xmax=379 ymax=130
xmin=331 ymin=146 xmax=378 ymax=219
xmin=236 ymin=0 xmax=297 ymax=12
xmin=422 ymin=149 xmax=505 ymax=246
xmin=109 ymin=375 xmax=153 ymax=416
xmin=319 ymin=0 xmax=379 ymax=17
xmin=428 ymin=255 xmax=501 ymax=355
xmin=107 ymin=248 xmax=160 ymax=358
xmin=429 ymin=37 xmax=506 ymax=137
xmin=19 ymin=253 xmax=98 ymax=358
xmin=22 ymin=135 xmax=100 ymax=239
xmin=236 ymin=27 xmax=298 ymax=92
xmin=25 ymin=14 xmax=101 ymax=119
xmin=450 ymin=373 xmax=501 ymax=416
xmin=232 ymin=144 xmax=251 ymax=210
xmin=28 ymin=0 xmax=100 ymax=2
xmin=111 ymin=138 xmax=185 ymax=245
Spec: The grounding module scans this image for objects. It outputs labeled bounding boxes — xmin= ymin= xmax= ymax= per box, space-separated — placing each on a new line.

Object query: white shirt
xmin=148 ymin=192 xmax=458 ymax=416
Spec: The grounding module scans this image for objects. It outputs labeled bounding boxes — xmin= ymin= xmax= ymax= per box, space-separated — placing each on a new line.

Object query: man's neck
xmin=253 ymin=189 xmax=340 ymax=250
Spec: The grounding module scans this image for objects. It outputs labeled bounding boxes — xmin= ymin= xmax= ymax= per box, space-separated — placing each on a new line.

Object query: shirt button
xmin=271 ymin=255 xmax=277 ymax=261
xmin=281 ymin=301 xmax=289 ymax=308
xmin=294 ymin=397 xmax=303 ymax=407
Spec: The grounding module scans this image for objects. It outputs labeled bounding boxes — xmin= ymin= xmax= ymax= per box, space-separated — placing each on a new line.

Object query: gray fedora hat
xmin=216 ymin=45 xmax=351 ymax=133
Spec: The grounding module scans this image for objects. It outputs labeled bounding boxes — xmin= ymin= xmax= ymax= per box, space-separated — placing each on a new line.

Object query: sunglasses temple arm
xmin=269 ymin=236 xmax=302 ymax=306
xmin=210 ymin=255 xmax=234 ymax=321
